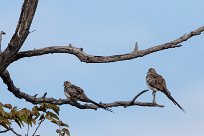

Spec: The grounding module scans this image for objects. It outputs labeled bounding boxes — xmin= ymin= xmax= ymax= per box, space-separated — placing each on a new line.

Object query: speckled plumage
xmin=146 ymin=68 xmax=185 ymax=112
xmin=64 ymin=81 xmax=113 ymax=112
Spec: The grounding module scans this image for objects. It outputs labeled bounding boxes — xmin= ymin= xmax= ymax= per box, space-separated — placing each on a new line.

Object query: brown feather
xmin=146 ymin=68 xmax=185 ymax=112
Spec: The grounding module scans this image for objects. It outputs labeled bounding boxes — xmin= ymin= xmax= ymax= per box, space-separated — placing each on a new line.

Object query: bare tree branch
xmin=0 ymin=127 xmax=21 ymax=136
xmin=0 ymin=0 xmax=203 ymax=135
xmin=0 ymin=0 xmax=39 ymax=74
xmin=9 ymin=127 xmax=22 ymax=136
xmin=129 ymin=90 xmax=149 ymax=105
xmin=0 ymin=70 xmax=163 ymax=110
xmin=25 ymin=124 xmax=29 ymax=136
xmin=13 ymin=26 xmax=204 ymax=63
xmin=0 ymin=129 xmax=10 ymax=133
xmin=32 ymin=118 xmax=45 ymax=136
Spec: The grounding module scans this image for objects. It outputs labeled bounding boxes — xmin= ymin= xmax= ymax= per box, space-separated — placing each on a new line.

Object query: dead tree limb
xmin=0 ymin=0 xmax=202 ymax=112
xmin=1 ymin=70 xmax=163 ymax=109
xmin=12 ymin=26 xmax=204 ymax=63
xmin=0 ymin=0 xmax=39 ymax=74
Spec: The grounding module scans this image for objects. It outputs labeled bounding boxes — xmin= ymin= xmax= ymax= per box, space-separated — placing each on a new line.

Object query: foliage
xmin=0 ymin=101 xmax=69 ymax=136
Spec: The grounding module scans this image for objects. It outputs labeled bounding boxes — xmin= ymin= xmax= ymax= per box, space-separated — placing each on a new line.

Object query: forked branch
xmin=0 ymin=0 xmax=39 ymax=74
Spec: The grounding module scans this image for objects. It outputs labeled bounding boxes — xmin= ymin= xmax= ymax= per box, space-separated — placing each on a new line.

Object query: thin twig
xmin=0 ymin=127 xmax=22 ymax=136
xmin=126 ymin=90 xmax=149 ymax=107
xmin=10 ymin=127 xmax=22 ymax=136
xmin=59 ymin=125 xmax=61 ymax=136
xmin=0 ymin=129 xmax=10 ymax=133
xmin=29 ymin=29 xmax=36 ymax=34
xmin=26 ymin=124 xmax=29 ymax=136
xmin=32 ymin=118 xmax=45 ymax=136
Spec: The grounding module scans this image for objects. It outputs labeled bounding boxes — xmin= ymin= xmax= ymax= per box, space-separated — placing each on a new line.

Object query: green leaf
xmin=0 ymin=106 xmax=6 ymax=117
xmin=38 ymin=103 xmax=46 ymax=112
xmin=27 ymin=118 xmax=33 ymax=126
xmin=62 ymin=128 xmax=70 ymax=136
xmin=45 ymin=114 xmax=54 ymax=121
xmin=32 ymin=107 xmax=40 ymax=115
xmin=46 ymin=111 xmax=59 ymax=120
xmin=0 ymin=119 xmax=9 ymax=129
xmin=31 ymin=118 xmax=36 ymax=125
xmin=0 ymin=117 xmax=10 ymax=125
xmin=18 ymin=108 xmax=29 ymax=117
xmin=10 ymin=106 xmax=18 ymax=119
xmin=61 ymin=122 xmax=69 ymax=127
xmin=47 ymin=103 xmax=60 ymax=115
xmin=50 ymin=120 xmax=58 ymax=125
xmin=14 ymin=119 xmax=22 ymax=128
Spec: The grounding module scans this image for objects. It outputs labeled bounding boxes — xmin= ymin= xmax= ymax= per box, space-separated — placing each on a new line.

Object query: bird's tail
xmin=165 ymin=92 xmax=185 ymax=112
xmin=89 ymin=99 xmax=113 ymax=113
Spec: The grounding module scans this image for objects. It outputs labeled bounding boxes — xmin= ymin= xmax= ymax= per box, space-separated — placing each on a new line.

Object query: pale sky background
xmin=0 ymin=0 xmax=204 ymax=136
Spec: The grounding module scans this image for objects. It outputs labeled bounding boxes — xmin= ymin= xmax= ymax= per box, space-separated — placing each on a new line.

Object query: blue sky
xmin=0 ymin=1 xmax=204 ymax=136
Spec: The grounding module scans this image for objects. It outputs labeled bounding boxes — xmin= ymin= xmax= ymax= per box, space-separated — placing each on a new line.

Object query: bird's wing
xmin=73 ymin=85 xmax=84 ymax=94
xmin=71 ymin=85 xmax=113 ymax=112
xmin=147 ymin=74 xmax=164 ymax=91
xmin=67 ymin=85 xmax=82 ymax=100
xmin=154 ymin=74 xmax=168 ymax=92
xmin=72 ymin=85 xmax=91 ymax=101
xmin=155 ymin=74 xmax=172 ymax=95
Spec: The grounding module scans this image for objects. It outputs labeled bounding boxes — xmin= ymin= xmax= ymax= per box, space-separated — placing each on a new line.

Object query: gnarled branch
xmin=0 ymin=0 xmax=39 ymax=74
xmin=0 ymin=70 xmax=163 ymax=110
xmin=13 ymin=26 xmax=204 ymax=63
